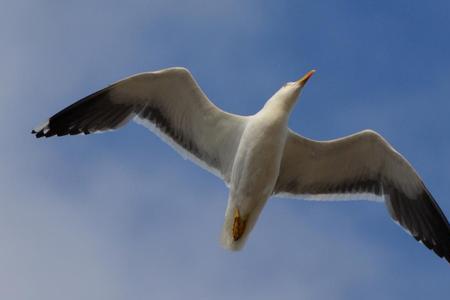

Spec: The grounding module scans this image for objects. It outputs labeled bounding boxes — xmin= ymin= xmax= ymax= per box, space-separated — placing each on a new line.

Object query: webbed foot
xmin=232 ymin=208 xmax=247 ymax=241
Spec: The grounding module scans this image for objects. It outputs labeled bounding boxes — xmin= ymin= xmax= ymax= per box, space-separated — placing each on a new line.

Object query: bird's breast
xmin=229 ymin=117 xmax=288 ymax=204
xmin=221 ymin=115 xmax=289 ymax=250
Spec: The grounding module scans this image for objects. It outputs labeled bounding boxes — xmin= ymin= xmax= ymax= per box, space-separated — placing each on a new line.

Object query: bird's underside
xmin=32 ymin=67 xmax=450 ymax=264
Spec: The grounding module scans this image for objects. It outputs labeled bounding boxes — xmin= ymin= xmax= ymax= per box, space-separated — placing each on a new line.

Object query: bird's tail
xmin=220 ymin=215 xmax=248 ymax=251
xmin=220 ymin=205 xmax=264 ymax=251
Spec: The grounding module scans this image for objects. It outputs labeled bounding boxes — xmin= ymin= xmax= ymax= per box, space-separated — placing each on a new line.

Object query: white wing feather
xmin=274 ymin=129 xmax=450 ymax=262
xmin=32 ymin=67 xmax=248 ymax=183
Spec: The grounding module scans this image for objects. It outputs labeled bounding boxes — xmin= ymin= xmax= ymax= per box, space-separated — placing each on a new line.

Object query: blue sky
xmin=1 ymin=0 xmax=450 ymax=299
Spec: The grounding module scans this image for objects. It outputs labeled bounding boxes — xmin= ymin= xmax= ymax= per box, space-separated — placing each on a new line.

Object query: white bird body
xmin=32 ymin=67 xmax=450 ymax=263
xmin=222 ymin=96 xmax=291 ymax=249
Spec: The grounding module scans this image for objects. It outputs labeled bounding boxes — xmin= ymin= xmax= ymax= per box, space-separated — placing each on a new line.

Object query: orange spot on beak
xmin=296 ymin=69 xmax=316 ymax=86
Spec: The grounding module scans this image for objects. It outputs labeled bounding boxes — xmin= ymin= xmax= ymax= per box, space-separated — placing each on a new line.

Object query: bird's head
xmin=266 ymin=69 xmax=316 ymax=113
xmin=287 ymin=69 xmax=316 ymax=91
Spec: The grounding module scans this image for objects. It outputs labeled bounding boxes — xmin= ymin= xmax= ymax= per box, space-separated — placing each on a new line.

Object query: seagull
xmin=32 ymin=67 xmax=450 ymax=263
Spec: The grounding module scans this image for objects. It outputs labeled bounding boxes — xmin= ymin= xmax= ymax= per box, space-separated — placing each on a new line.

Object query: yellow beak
xmin=296 ymin=69 xmax=316 ymax=86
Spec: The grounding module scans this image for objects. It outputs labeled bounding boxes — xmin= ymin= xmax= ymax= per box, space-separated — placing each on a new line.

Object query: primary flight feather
xmin=32 ymin=67 xmax=450 ymax=263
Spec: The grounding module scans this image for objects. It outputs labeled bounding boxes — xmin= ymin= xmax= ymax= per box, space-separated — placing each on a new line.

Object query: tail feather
xmin=220 ymin=207 xmax=256 ymax=251
xmin=220 ymin=224 xmax=247 ymax=251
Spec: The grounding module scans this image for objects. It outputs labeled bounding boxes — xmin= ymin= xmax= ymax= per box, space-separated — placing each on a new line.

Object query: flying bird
xmin=32 ymin=67 xmax=450 ymax=263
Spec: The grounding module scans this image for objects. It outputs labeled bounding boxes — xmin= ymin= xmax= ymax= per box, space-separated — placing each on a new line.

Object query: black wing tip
xmin=32 ymin=122 xmax=95 ymax=138
xmin=421 ymin=190 xmax=450 ymax=264
xmin=31 ymin=130 xmax=48 ymax=138
xmin=420 ymin=237 xmax=450 ymax=264
xmin=33 ymin=130 xmax=45 ymax=138
xmin=387 ymin=185 xmax=450 ymax=265
xmin=431 ymin=244 xmax=450 ymax=264
xmin=31 ymin=119 xmax=49 ymax=138
xmin=31 ymin=120 xmax=73 ymax=138
xmin=413 ymin=229 xmax=450 ymax=264
xmin=30 ymin=88 xmax=131 ymax=139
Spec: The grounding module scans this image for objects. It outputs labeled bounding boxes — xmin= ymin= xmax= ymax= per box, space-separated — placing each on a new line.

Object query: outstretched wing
xmin=274 ymin=129 xmax=450 ymax=263
xmin=32 ymin=67 xmax=248 ymax=183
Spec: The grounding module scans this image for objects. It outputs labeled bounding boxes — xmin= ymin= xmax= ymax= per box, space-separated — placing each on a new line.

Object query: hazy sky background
xmin=1 ymin=1 xmax=450 ymax=299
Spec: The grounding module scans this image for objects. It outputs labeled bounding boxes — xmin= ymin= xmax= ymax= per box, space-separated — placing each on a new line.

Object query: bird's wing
xmin=274 ymin=129 xmax=450 ymax=262
xmin=32 ymin=67 xmax=248 ymax=183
